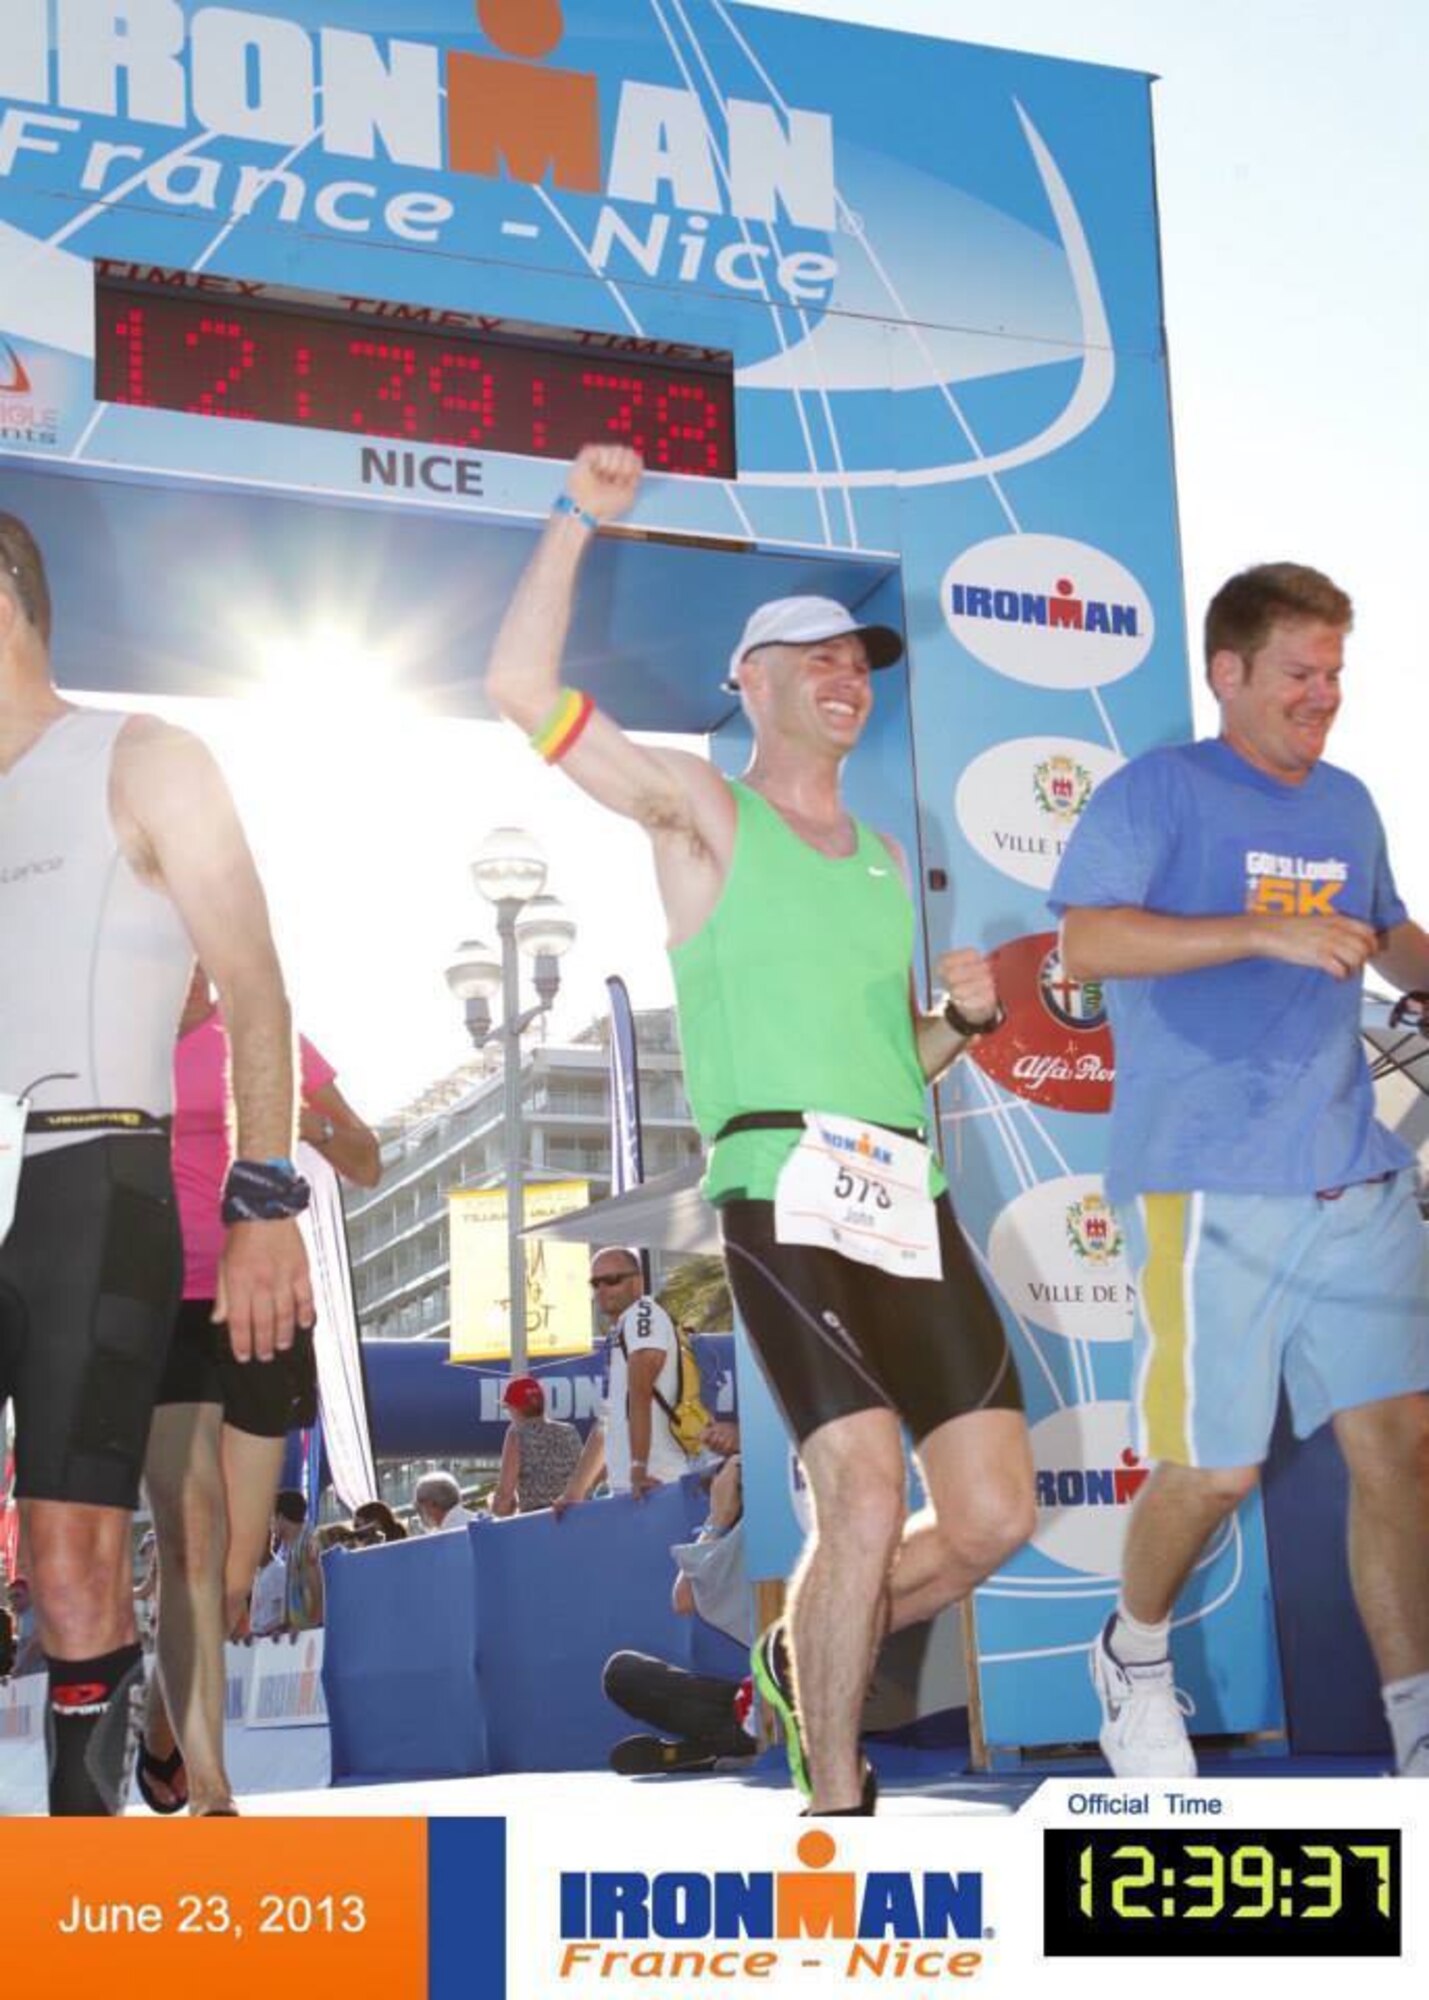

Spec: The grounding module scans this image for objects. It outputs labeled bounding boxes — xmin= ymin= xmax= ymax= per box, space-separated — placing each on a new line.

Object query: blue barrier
xmin=324 ymin=1394 xmax=1391 ymax=1776
xmin=322 ymin=1475 xmax=731 ymax=1780
xmin=323 ymin=1529 xmax=486 ymax=1780
xmin=472 ymin=1477 xmax=713 ymax=1773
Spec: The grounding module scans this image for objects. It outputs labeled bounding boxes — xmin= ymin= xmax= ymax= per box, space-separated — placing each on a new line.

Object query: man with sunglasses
xmin=558 ymin=1249 xmax=687 ymax=1506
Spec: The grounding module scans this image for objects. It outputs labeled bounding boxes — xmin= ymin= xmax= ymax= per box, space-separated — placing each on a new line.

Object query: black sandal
xmin=135 ymin=1739 xmax=187 ymax=1815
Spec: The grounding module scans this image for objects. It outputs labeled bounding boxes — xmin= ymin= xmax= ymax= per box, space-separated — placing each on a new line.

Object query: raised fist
xmin=568 ymin=443 xmax=643 ymax=523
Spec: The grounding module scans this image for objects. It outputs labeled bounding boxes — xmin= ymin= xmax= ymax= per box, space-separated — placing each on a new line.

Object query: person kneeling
xmin=603 ymin=1448 xmax=756 ymax=1775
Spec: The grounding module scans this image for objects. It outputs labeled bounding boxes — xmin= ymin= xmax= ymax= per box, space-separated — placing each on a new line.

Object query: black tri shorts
xmin=0 ymin=1135 xmax=181 ymax=1509
xmin=155 ymin=1297 xmax=318 ymax=1439
xmin=719 ymin=1194 xmax=1023 ymax=1446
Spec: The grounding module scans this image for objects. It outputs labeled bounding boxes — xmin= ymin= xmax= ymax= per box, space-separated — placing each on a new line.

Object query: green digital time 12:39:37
xmin=1043 ymin=1828 xmax=1400 ymax=1958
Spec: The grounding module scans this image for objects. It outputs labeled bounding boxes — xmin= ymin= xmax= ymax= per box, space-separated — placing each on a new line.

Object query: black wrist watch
xmin=942 ymin=996 xmax=1006 ymax=1039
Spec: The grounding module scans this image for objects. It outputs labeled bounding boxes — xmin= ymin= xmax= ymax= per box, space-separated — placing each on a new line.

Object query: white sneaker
xmin=1091 ymin=1619 xmax=1197 ymax=1778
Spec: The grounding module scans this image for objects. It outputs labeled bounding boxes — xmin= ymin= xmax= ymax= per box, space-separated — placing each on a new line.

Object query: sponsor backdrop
xmin=0 ymin=0 xmax=1277 ymax=1795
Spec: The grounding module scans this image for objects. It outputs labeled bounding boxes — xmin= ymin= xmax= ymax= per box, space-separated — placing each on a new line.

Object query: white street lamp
xmin=471 ymin=825 xmax=547 ymax=907
xmin=444 ymin=938 xmax=500 ymax=1043
xmin=447 ymin=831 xmax=576 ymax=1374
xmin=516 ymin=893 xmax=576 ymax=1009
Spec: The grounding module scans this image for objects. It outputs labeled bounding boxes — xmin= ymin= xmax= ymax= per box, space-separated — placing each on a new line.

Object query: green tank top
xmin=670 ymin=780 xmax=942 ymax=1203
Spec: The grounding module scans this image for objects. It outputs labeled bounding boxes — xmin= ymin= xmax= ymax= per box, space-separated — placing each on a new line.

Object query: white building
xmin=346 ymin=1009 xmax=701 ymax=1341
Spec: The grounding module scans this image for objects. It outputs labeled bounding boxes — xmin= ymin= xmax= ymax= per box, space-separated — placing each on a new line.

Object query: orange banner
xmin=2 ymin=1818 xmax=426 ymax=1997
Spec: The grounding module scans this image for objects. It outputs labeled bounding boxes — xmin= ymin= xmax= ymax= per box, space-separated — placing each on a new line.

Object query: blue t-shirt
xmin=1048 ymin=738 xmax=1409 ymax=1199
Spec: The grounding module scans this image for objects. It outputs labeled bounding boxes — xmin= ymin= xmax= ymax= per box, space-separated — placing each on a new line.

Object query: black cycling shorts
xmin=155 ymin=1296 xmax=318 ymax=1439
xmin=0 ymin=1135 xmax=181 ymax=1508
xmin=719 ymin=1194 xmax=1023 ymax=1446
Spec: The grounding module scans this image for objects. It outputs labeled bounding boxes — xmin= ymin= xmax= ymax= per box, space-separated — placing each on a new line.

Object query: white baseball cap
xmin=723 ymin=595 xmax=904 ymax=693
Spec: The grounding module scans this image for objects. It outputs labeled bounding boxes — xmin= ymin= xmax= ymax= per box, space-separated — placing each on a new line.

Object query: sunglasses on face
xmin=590 ymin=1271 xmax=638 ymax=1290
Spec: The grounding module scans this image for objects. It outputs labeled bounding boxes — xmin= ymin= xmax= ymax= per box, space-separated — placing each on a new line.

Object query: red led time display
xmin=94 ymin=273 xmax=736 ymax=478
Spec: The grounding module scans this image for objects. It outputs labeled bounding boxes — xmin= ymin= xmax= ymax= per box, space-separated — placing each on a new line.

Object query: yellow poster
xmin=447 ymin=1180 xmax=592 ymax=1361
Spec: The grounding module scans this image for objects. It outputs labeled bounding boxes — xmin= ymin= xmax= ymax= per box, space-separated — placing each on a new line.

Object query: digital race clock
xmin=93 ymin=267 xmax=736 ymax=478
xmin=1043 ymin=1828 xmax=1400 ymax=1958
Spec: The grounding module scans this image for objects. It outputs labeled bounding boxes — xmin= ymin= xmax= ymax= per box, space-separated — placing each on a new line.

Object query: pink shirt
xmin=171 ymin=1013 xmax=335 ymax=1299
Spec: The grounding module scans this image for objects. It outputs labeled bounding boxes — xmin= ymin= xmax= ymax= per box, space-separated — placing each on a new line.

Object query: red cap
xmin=503 ymin=1375 xmax=545 ymax=1417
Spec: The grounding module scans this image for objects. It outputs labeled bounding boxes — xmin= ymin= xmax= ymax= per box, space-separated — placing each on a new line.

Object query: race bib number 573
xmin=773 ymin=1112 xmax=942 ymax=1280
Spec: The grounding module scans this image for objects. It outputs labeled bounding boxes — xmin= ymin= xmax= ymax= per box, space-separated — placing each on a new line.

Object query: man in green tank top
xmin=487 ymin=446 xmax=1032 ymax=1815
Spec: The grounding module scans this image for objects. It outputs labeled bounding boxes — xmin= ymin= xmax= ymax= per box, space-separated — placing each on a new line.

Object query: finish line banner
xmin=0 ymin=1782 xmax=1422 ymax=1996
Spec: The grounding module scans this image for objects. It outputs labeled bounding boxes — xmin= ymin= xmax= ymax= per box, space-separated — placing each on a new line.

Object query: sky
xmin=86 ymin=1 xmax=1429 ymax=1119
xmin=763 ymin=0 xmax=1428 ymax=778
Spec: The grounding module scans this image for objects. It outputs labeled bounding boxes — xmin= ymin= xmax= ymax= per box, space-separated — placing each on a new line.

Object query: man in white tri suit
xmin=0 ymin=510 xmax=311 ymax=1814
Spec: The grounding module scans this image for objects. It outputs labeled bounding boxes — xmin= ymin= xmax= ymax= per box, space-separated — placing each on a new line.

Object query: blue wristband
xmin=222 ymin=1157 xmax=311 ymax=1224
xmin=552 ymin=493 xmax=599 ymax=534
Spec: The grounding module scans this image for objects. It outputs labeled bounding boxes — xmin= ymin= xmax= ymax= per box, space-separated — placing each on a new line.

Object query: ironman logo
xmin=943 ymin=535 xmax=1153 ymax=687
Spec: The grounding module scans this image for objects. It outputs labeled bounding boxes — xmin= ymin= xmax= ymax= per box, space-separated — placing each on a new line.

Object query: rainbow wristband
xmin=529 ymin=688 xmax=595 ymax=764
xmin=552 ymin=493 xmax=599 ymax=533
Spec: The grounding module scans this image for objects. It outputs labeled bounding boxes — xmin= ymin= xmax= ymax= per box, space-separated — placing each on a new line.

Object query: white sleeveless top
xmin=1 ymin=707 xmax=194 ymax=1154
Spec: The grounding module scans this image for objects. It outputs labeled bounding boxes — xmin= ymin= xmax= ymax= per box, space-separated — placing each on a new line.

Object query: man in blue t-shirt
xmin=1051 ymin=561 xmax=1429 ymax=1781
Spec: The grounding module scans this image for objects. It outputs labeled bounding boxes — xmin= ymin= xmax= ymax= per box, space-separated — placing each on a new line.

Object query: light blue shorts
xmin=1121 ymin=1170 xmax=1429 ymax=1468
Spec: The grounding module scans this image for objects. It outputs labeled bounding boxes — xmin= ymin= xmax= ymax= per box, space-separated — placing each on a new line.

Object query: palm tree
xmin=657 ymin=1254 xmax=731 ymax=1331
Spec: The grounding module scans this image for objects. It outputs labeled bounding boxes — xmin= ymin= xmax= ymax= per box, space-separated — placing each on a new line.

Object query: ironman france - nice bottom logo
xmin=558 ymin=1829 xmax=990 ymax=1984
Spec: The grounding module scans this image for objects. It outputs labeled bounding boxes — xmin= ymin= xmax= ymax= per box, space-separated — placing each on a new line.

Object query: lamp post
xmin=445 ymin=828 xmax=576 ymax=1375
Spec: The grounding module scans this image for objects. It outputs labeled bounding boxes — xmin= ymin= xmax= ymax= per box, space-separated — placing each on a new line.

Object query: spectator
xmin=245 ymin=1548 xmax=286 ymax=1640
xmin=700 ymin=1420 xmax=739 ymax=1459
xmin=275 ymin=1489 xmax=323 ymax=1633
xmin=351 ymin=1500 xmax=408 ymax=1544
xmin=413 ymin=1471 xmax=480 ymax=1535
xmin=245 ymin=1490 xmax=322 ymax=1642
xmin=558 ymin=1248 xmax=688 ymax=1509
xmin=490 ymin=1377 xmax=582 ymax=1516
xmin=132 ymin=1532 xmax=159 ymax=1654
xmin=5 ymin=1575 xmax=43 ymax=1677
xmin=602 ymin=1450 xmax=757 ymax=1774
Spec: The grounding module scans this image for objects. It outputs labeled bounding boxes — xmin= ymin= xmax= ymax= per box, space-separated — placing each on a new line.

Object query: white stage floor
xmin=1 ymin=1730 xmax=1036 ymax=1819
xmin=224 ymin=1760 xmax=1031 ymax=1820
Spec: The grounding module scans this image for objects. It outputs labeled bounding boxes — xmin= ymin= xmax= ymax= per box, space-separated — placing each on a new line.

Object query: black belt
xmin=715 ymin=1110 xmax=926 ymax=1143
xmin=24 ymin=1108 xmax=171 ymax=1138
